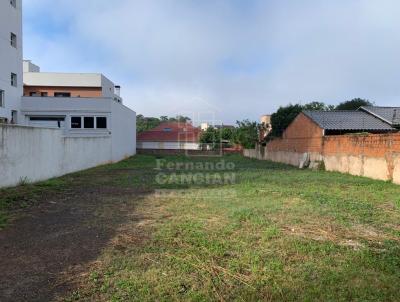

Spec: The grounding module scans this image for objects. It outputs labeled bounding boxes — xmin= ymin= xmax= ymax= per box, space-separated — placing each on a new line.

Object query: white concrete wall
xmin=137 ymin=141 xmax=200 ymax=150
xmin=20 ymin=96 xmax=136 ymax=158
xmin=23 ymin=60 xmax=40 ymax=73
xmin=243 ymin=146 xmax=400 ymax=184
xmin=110 ymin=101 xmax=136 ymax=161
xmin=23 ymin=72 xmax=103 ymax=88
xmin=323 ymin=154 xmax=394 ymax=182
xmin=0 ymin=124 xmax=126 ymax=188
xmin=0 ymin=0 xmax=23 ymax=121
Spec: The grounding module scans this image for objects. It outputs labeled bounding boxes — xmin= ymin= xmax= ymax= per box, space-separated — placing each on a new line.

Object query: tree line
xmin=270 ymin=98 xmax=373 ymax=137
xmin=136 ymin=115 xmax=192 ymax=133
xmin=137 ymin=98 xmax=373 ymax=150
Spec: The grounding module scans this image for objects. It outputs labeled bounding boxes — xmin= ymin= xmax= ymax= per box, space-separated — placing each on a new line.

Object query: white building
xmin=0 ymin=0 xmax=23 ymax=123
xmin=0 ymin=1 xmax=137 ymax=188
xmin=23 ymin=63 xmax=123 ymax=103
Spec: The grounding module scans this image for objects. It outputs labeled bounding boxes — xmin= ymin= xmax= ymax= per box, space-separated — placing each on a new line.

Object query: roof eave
xmin=359 ymin=106 xmax=394 ymax=126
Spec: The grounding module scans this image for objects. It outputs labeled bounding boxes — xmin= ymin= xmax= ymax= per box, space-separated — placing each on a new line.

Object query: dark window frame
xmin=0 ymin=90 xmax=4 ymax=108
xmin=71 ymin=116 xmax=82 ymax=129
xmin=84 ymin=116 xmax=95 ymax=129
xmin=11 ymin=73 xmax=17 ymax=87
xmin=54 ymin=92 xmax=71 ymax=97
xmin=96 ymin=117 xmax=107 ymax=129
xmin=10 ymin=32 xmax=17 ymax=48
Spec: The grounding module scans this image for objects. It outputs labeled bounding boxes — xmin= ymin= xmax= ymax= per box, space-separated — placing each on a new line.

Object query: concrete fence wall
xmin=244 ymin=133 xmax=400 ymax=185
xmin=0 ymin=124 xmax=134 ymax=188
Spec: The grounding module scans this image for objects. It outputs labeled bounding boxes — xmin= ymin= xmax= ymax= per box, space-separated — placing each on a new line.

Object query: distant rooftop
xmin=360 ymin=106 xmax=400 ymax=126
xmin=23 ymin=60 xmax=115 ymax=88
xmin=137 ymin=122 xmax=201 ymax=142
xmin=303 ymin=110 xmax=395 ymax=131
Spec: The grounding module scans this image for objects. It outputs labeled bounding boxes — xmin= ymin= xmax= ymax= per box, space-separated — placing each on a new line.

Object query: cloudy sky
xmin=23 ymin=0 xmax=400 ymax=124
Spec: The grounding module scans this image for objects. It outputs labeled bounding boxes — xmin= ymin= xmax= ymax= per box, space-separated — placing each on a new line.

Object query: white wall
xmin=0 ymin=124 xmax=132 ymax=188
xmin=20 ymin=96 xmax=136 ymax=158
xmin=110 ymin=100 xmax=136 ymax=161
xmin=0 ymin=0 xmax=23 ymax=121
xmin=23 ymin=60 xmax=40 ymax=73
xmin=23 ymin=72 xmax=103 ymax=88
xmin=137 ymin=141 xmax=200 ymax=150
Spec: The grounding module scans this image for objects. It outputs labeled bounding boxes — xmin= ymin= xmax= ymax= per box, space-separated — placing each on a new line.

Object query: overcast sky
xmin=23 ymin=0 xmax=400 ymax=124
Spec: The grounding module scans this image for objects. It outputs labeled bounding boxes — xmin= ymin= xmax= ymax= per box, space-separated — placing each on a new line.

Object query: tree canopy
xmin=234 ymin=120 xmax=259 ymax=149
xmin=270 ymin=104 xmax=304 ymax=137
xmin=136 ymin=115 xmax=192 ymax=133
xmin=335 ymin=98 xmax=373 ymax=110
xmin=269 ymin=99 xmax=374 ymax=137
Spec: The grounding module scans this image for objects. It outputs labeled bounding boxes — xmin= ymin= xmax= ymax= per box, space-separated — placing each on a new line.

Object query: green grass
xmin=3 ymin=154 xmax=400 ymax=301
xmin=68 ymin=155 xmax=400 ymax=301
xmin=0 ymin=178 xmax=66 ymax=228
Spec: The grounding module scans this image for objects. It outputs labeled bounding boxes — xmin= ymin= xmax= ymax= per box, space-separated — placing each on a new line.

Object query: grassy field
xmin=2 ymin=154 xmax=400 ymax=301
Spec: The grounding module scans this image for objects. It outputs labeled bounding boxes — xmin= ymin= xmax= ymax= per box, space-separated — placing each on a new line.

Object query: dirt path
xmin=0 ymin=179 xmax=147 ymax=302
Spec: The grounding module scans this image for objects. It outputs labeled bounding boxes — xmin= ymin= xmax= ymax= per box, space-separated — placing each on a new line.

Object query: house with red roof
xmin=137 ymin=122 xmax=202 ymax=150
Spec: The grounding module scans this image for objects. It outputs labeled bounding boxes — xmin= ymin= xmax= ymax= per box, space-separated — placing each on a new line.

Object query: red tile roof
xmin=137 ymin=122 xmax=201 ymax=142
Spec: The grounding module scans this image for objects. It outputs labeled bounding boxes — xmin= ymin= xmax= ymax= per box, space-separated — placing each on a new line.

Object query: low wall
xmin=138 ymin=149 xmax=242 ymax=156
xmin=0 ymin=125 xmax=130 ymax=188
xmin=244 ymin=133 xmax=400 ymax=185
xmin=322 ymin=133 xmax=400 ymax=184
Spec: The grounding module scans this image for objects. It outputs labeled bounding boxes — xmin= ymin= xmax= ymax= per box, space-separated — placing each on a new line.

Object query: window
xmin=163 ymin=128 xmax=172 ymax=132
xmin=0 ymin=90 xmax=4 ymax=108
xmin=11 ymin=110 xmax=17 ymax=124
xmin=96 ymin=117 xmax=107 ymax=129
xmin=71 ymin=116 xmax=82 ymax=128
xmin=29 ymin=92 xmax=40 ymax=97
xmin=41 ymin=92 xmax=48 ymax=97
xmin=54 ymin=92 xmax=71 ymax=97
xmin=10 ymin=33 xmax=17 ymax=48
xmin=10 ymin=0 xmax=16 ymax=8
xmin=11 ymin=73 xmax=17 ymax=87
xmin=84 ymin=117 xmax=95 ymax=128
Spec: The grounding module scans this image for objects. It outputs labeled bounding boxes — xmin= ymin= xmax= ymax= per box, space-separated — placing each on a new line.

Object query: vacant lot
xmin=1 ymin=155 xmax=400 ymax=301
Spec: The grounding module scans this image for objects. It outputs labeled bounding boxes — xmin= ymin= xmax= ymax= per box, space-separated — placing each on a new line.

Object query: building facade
xmin=0 ymin=0 xmax=23 ymax=123
xmin=23 ymin=62 xmax=122 ymax=103
xmin=137 ymin=122 xmax=201 ymax=150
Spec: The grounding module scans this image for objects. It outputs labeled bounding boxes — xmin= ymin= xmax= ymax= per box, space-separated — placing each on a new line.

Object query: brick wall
xmin=323 ymin=133 xmax=400 ymax=157
xmin=246 ymin=114 xmax=400 ymax=184
xmin=267 ymin=113 xmax=324 ymax=154
xmin=24 ymin=86 xmax=103 ymax=98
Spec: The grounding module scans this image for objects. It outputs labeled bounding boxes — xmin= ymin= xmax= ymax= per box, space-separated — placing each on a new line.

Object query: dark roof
xmin=151 ymin=122 xmax=197 ymax=132
xmin=303 ymin=110 xmax=395 ymax=131
xmin=137 ymin=122 xmax=201 ymax=142
xmin=359 ymin=106 xmax=400 ymax=126
xmin=137 ymin=131 xmax=201 ymax=142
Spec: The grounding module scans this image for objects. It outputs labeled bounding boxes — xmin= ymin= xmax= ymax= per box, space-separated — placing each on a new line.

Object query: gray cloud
xmin=23 ymin=0 xmax=400 ymax=124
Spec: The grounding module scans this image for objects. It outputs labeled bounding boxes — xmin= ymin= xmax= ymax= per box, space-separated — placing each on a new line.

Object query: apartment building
xmin=0 ymin=0 xmax=23 ymax=123
xmin=23 ymin=61 xmax=122 ymax=103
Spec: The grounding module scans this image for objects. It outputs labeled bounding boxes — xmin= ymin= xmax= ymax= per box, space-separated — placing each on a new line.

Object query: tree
xmin=235 ymin=120 xmax=259 ymax=149
xmin=270 ymin=101 xmax=334 ymax=137
xmin=335 ymin=98 xmax=373 ymax=110
xmin=303 ymin=101 xmax=334 ymax=111
xmin=270 ymin=104 xmax=303 ymax=137
xmin=169 ymin=115 xmax=192 ymax=123
xmin=220 ymin=128 xmax=234 ymax=141
xmin=136 ymin=115 xmax=193 ymax=133
xmin=200 ymin=127 xmax=221 ymax=149
xmin=136 ymin=115 xmax=162 ymax=133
